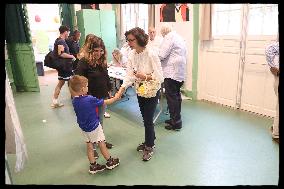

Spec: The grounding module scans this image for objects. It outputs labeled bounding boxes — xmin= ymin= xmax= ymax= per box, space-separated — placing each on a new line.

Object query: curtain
xmin=5 ymin=75 xmax=28 ymax=172
xmin=199 ymin=4 xmax=212 ymax=40
xmin=59 ymin=4 xmax=75 ymax=32
xmin=113 ymin=4 xmax=124 ymax=48
xmin=5 ymin=4 xmax=32 ymax=43
xmin=148 ymin=4 xmax=155 ymax=28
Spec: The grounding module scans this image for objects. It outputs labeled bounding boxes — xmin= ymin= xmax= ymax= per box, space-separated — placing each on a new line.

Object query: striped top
xmin=265 ymin=41 xmax=279 ymax=68
xmin=158 ymin=31 xmax=187 ymax=82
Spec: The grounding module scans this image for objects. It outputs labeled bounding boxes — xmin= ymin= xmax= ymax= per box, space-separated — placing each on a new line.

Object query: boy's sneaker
xmin=137 ymin=142 xmax=155 ymax=152
xmin=142 ymin=146 xmax=154 ymax=161
xmin=104 ymin=112 xmax=111 ymax=118
xmin=106 ymin=157 xmax=120 ymax=170
xmin=51 ymin=102 xmax=64 ymax=108
xmin=94 ymin=149 xmax=99 ymax=159
xmin=89 ymin=163 xmax=106 ymax=174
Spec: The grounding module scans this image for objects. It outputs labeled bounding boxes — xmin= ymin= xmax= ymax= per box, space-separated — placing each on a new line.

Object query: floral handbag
xmin=134 ymin=79 xmax=161 ymax=98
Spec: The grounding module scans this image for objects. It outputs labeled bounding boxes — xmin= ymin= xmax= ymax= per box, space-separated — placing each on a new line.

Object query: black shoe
xmin=165 ymin=124 xmax=182 ymax=131
xmin=165 ymin=119 xmax=172 ymax=125
xmin=272 ymin=137 xmax=279 ymax=143
xmin=106 ymin=157 xmax=120 ymax=170
xmin=137 ymin=142 xmax=156 ymax=152
xmin=105 ymin=142 xmax=113 ymax=149
xmin=89 ymin=163 xmax=106 ymax=174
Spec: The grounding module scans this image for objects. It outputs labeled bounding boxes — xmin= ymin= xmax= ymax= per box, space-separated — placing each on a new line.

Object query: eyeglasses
xmin=126 ymin=38 xmax=136 ymax=42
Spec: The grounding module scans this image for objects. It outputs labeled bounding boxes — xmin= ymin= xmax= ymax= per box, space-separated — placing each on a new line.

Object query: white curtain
xmin=148 ymin=4 xmax=155 ymax=28
xmin=5 ymin=73 xmax=28 ymax=172
xmin=113 ymin=4 xmax=124 ymax=48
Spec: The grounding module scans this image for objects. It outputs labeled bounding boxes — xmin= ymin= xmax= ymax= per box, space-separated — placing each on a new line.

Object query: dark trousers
xmin=137 ymin=91 xmax=159 ymax=147
xmin=164 ymin=78 xmax=184 ymax=125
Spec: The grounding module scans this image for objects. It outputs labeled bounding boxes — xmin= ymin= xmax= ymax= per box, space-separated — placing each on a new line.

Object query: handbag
xmin=44 ymin=51 xmax=73 ymax=72
xmin=134 ymin=79 xmax=161 ymax=98
xmin=44 ymin=51 xmax=60 ymax=70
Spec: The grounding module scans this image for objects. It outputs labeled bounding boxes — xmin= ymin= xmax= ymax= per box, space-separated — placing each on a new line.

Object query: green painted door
xmin=7 ymin=43 xmax=40 ymax=92
xmin=100 ymin=10 xmax=117 ymax=62
xmin=76 ymin=9 xmax=101 ymax=47
xmin=76 ymin=9 xmax=117 ymax=62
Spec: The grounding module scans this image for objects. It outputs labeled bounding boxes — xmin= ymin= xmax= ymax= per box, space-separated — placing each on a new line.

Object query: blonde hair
xmin=160 ymin=23 xmax=172 ymax=36
xmin=112 ymin=48 xmax=122 ymax=63
xmin=69 ymin=75 xmax=88 ymax=94
xmin=77 ymin=34 xmax=95 ymax=60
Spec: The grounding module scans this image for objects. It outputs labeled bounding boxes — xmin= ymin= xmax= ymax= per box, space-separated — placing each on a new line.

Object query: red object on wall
xmin=35 ymin=15 xmax=41 ymax=22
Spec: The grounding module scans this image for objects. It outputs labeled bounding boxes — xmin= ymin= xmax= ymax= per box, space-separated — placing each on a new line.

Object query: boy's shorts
xmin=81 ymin=123 xmax=106 ymax=144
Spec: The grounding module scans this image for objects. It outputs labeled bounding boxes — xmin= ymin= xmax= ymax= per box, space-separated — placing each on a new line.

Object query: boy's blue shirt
xmin=72 ymin=95 xmax=104 ymax=132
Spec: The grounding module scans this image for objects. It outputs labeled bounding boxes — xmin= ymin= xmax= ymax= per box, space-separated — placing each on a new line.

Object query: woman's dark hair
xmin=72 ymin=30 xmax=81 ymax=36
xmin=125 ymin=27 xmax=149 ymax=47
xmin=59 ymin=25 xmax=70 ymax=34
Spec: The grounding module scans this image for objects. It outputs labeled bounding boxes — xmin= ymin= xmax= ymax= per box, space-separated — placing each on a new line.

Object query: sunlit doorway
xmin=26 ymin=4 xmax=61 ymax=72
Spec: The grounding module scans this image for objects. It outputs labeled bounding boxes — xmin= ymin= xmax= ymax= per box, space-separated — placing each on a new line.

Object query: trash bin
xmin=35 ymin=61 xmax=44 ymax=76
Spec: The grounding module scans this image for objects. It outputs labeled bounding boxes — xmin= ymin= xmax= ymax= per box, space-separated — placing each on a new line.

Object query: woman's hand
xmin=116 ymin=86 xmax=125 ymax=98
xmin=270 ymin=67 xmax=279 ymax=76
xmin=134 ymin=72 xmax=146 ymax=80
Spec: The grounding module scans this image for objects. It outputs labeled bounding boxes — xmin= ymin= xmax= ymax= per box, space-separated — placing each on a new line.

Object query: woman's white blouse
xmin=121 ymin=47 xmax=164 ymax=89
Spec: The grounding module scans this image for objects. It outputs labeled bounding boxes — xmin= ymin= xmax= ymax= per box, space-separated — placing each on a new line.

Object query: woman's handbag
xmin=134 ymin=79 xmax=161 ymax=98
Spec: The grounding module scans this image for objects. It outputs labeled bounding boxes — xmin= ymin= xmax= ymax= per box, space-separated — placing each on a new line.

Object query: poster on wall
xmin=81 ymin=4 xmax=100 ymax=10
xmin=160 ymin=4 xmax=190 ymax=22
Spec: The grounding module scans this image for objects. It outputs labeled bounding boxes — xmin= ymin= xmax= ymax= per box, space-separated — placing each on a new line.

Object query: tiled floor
xmin=6 ymin=70 xmax=279 ymax=185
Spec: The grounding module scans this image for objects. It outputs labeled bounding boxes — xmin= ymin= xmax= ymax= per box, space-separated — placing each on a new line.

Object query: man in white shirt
xmin=265 ymin=40 xmax=279 ymax=142
xmin=158 ymin=23 xmax=187 ymax=131
xmin=147 ymin=26 xmax=163 ymax=55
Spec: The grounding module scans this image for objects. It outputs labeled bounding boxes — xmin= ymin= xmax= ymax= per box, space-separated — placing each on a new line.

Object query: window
xmin=121 ymin=4 xmax=148 ymax=36
xmin=212 ymin=4 xmax=278 ymax=37
xmin=212 ymin=4 xmax=242 ymax=36
xmin=247 ymin=4 xmax=278 ymax=35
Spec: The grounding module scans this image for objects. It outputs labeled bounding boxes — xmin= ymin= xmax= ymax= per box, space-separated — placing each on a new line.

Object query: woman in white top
xmin=117 ymin=27 xmax=164 ymax=161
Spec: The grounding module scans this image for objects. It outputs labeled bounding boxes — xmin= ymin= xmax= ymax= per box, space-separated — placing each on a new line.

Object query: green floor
xmin=6 ymin=73 xmax=279 ymax=185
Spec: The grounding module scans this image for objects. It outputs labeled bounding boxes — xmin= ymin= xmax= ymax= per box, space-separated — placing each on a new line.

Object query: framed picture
xmin=81 ymin=4 xmax=100 ymax=10
xmin=160 ymin=4 xmax=190 ymax=22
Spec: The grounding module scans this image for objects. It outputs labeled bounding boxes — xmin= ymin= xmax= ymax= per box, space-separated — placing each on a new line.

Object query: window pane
xmin=121 ymin=4 xmax=148 ymax=35
xmin=247 ymin=4 xmax=278 ymax=35
xmin=212 ymin=4 xmax=241 ymax=36
xmin=227 ymin=9 xmax=241 ymax=35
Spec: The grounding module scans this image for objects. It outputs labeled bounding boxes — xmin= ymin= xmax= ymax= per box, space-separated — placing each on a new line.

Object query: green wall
xmin=182 ymin=4 xmax=199 ymax=100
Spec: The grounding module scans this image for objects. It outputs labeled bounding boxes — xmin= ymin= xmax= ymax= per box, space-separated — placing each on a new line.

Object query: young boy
xmin=69 ymin=75 xmax=120 ymax=174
